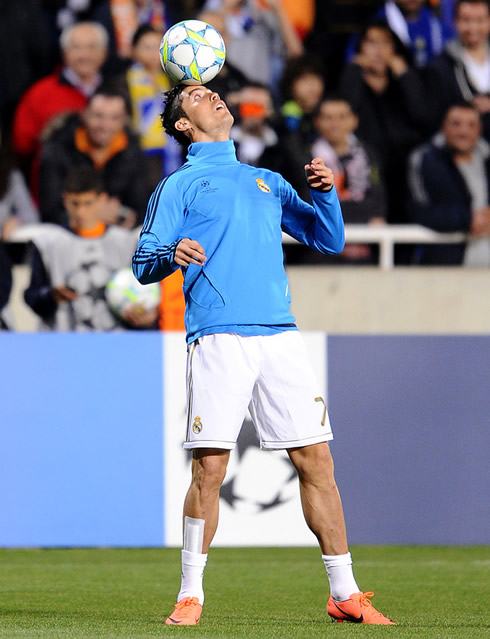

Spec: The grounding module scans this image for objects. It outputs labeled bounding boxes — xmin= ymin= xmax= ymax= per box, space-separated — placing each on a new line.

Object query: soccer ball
xmin=105 ymin=268 xmax=161 ymax=317
xmin=160 ymin=20 xmax=226 ymax=85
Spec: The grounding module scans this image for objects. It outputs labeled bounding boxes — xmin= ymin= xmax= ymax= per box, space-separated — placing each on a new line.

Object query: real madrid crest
xmin=192 ymin=416 xmax=203 ymax=434
xmin=256 ymin=178 xmax=271 ymax=194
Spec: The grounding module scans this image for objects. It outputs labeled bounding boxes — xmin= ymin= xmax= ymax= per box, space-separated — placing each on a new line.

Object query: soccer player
xmin=132 ymin=84 xmax=395 ymax=626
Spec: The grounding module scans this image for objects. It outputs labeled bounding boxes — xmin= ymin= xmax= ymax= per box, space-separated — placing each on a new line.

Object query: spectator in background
xmin=0 ymin=242 xmax=13 ymax=330
xmin=89 ymin=0 xmax=175 ymax=71
xmin=424 ymin=0 xmax=490 ymax=140
xmin=41 ymin=0 xmax=100 ymax=69
xmin=198 ymin=10 xmax=250 ymax=101
xmin=408 ymin=102 xmax=490 ymax=264
xmin=433 ymin=0 xmax=458 ymax=37
xmin=13 ymin=21 xmax=108 ymax=200
xmin=311 ymin=94 xmax=387 ymax=263
xmin=346 ymin=0 xmax=452 ymax=68
xmin=126 ymin=25 xmax=182 ymax=187
xmin=279 ymin=55 xmax=326 ymax=138
xmin=38 ymin=86 xmax=152 ymax=228
xmin=202 ymin=0 xmax=303 ymax=93
xmin=24 ymin=166 xmax=157 ymax=331
xmin=230 ymin=84 xmax=279 ymax=166
xmin=0 ymin=123 xmax=39 ymax=242
xmin=339 ymin=21 xmax=429 ymax=225
xmin=260 ymin=55 xmax=325 ymax=201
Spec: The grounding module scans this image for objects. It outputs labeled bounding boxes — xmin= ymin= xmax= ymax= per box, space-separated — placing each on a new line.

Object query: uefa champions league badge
xmin=256 ymin=179 xmax=271 ymax=194
xmin=192 ymin=416 xmax=203 ymax=434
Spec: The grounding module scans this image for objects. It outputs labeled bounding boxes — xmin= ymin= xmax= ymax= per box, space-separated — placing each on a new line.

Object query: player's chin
xmin=222 ymin=110 xmax=234 ymax=126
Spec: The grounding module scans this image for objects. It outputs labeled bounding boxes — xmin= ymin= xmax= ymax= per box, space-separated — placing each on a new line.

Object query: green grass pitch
xmin=0 ymin=546 xmax=488 ymax=638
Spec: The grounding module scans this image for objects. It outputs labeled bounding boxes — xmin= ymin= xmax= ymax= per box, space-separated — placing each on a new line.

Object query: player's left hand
xmin=305 ymin=158 xmax=334 ymax=192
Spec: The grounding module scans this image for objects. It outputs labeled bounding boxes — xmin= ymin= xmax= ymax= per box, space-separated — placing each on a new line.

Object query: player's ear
xmin=175 ymin=118 xmax=190 ymax=133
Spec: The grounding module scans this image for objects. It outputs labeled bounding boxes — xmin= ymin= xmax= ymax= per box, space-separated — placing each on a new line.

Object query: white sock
xmin=177 ymin=550 xmax=207 ymax=605
xmin=322 ymin=552 xmax=360 ymax=602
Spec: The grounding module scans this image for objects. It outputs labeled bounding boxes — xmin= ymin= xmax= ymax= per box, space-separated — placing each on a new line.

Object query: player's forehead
xmin=182 ymin=85 xmax=211 ymax=98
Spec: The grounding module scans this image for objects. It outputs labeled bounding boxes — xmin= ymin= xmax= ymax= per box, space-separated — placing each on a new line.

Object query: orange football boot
xmin=165 ymin=596 xmax=202 ymax=626
xmin=327 ymin=591 xmax=396 ymax=625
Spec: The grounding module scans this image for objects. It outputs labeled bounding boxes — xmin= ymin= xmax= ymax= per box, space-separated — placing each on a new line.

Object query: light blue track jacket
xmin=132 ymin=140 xmax=344 ymax=343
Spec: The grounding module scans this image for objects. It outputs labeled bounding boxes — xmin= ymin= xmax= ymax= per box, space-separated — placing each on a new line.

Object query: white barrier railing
xmin=10 ymin=223 xmax=465 ymax=272
xmin=283 ymin=224 xmax=466 ymax=270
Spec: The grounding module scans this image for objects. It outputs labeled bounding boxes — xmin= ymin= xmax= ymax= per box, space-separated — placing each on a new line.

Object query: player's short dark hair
xmin=160 ymin=84 xmax=191 ymax=148
xmin=63 ymin=166 xmax=105 ymax=194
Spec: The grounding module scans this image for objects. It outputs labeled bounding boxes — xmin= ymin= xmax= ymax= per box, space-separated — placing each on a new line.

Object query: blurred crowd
xmin=1 ymin=0 xmax=490 ymax=331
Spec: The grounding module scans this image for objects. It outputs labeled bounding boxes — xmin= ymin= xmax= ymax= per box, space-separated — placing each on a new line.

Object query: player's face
xmin=63 ymin=190 xmax=105 ymax=231
xmin=83 ymin=96 xmax=127 ymax=148
xmin=455 ymin=2 xmax=490 ymax=48
xmin=176 ymin=86 xmax=234 ymax=143
xmin=443 ymin=107 xmax=481 ymax=154
xmin=314 ymin=101 xmax=358 ymax=146
xmin=63 ymin=24 xmax=107 ymax=81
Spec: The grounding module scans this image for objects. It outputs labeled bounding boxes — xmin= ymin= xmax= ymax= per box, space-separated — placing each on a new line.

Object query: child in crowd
xmin=258 ymin=55 xmax=326 ymax=202
xmin=24 ymin=166 xmax=157 ymax=331
xmin=280 ymin=55 xmax=325 ymax=139
xmin=230 ymin=84 xmax=279 ymax=166
xmin=311 ymin=94 xmax=387 ymax=262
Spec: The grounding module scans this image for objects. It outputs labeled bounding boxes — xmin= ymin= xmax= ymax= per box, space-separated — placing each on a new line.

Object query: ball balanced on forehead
xmin=160 ymin=20 xmax=226 ymax=85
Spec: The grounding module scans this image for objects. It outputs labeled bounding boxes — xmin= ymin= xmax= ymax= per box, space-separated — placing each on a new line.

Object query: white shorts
xmin=184 ymin=331 xmax=333 ymax=450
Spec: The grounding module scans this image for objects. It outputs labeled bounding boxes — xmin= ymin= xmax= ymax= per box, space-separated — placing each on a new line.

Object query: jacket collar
xmin=186 ymin=140 xmax=239 ymax=164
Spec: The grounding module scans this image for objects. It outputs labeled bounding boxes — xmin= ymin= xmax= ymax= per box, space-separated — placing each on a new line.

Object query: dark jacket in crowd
xmin=38 ymin=113 xmax=151 ymax=227
xmin=407 ymin=140 xmax=490 ymax=264
xmin=339 ymin=62 xmax=430 ymax=223
xmin=424 ymin=39 xmax=490 ymax=141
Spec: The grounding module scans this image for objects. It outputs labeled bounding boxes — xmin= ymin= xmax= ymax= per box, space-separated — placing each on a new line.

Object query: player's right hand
xmin=175 ymin=238 xmax=207 ymax=267
xmin=305 ymin=158 xmax=334 ymax=192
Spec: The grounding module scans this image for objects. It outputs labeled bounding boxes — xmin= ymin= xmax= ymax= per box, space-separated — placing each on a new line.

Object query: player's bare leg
xmin=166 ymin=448 xmax=229 ymax=625
xmin=288 ymin=442 xmax=347 ymax=556
xmin=183 ymin=448 xmax=230 ymax=552
xmin=288 ymin=442 xmax=395 ymax=624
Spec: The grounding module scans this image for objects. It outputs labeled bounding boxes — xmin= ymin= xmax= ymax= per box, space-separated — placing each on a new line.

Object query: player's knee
xmin=290 ymin=442 xmax=335 ymax=484
xmin=192 ymin=453 xmax=228 ymax=494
